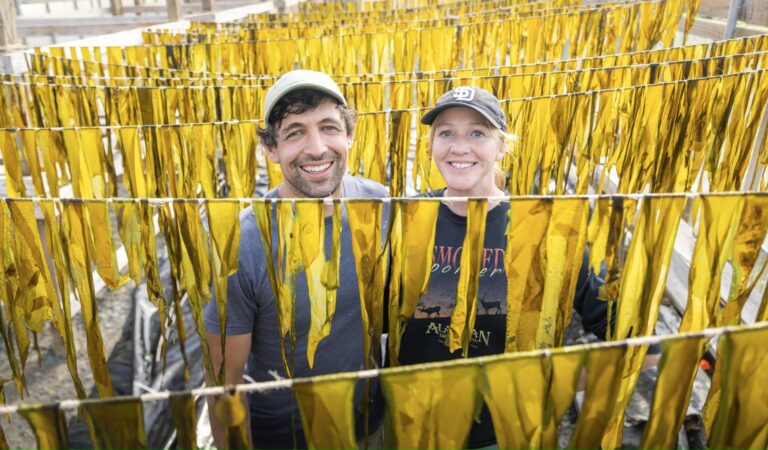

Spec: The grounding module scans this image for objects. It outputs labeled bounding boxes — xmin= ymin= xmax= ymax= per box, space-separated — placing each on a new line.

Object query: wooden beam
xmin=202 ymin=0 xmax=215 ymax=12
xmin=167 ymin=0 xmax=181 ymax=20
xmin=1 ymin=0 xmax=21 ymax=51
xmin=16 ymin=16 xmax=165 ymax=36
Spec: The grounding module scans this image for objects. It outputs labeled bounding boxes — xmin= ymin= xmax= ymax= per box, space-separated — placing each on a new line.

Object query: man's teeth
xmin=450 ymin=162 xmax=475 ymax=169
xmin=302 ymin=162 xmax=332 ymax=173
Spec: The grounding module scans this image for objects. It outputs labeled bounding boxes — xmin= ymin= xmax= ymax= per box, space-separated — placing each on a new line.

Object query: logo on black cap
xmin=452 ymin=87 xmax=475 ymax=101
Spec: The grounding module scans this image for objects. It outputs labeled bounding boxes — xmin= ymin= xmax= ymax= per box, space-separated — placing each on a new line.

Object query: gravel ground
xmin=1 ymin=279 xmax=137 ymax=448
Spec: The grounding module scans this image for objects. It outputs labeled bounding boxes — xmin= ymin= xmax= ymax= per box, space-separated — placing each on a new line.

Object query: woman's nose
xmin=449 ymin=137 xmax=471 ymax=154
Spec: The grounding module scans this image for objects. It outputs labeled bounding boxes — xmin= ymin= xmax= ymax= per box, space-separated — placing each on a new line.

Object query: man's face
xmin=265 ymin=98 xmax=352 ymax=198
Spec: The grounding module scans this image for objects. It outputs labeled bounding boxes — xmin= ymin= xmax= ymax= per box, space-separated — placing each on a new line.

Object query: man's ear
xmin=263 ymin=144 xmax=280 ymax=163
xmin=346 ymin=132 xmax=355 ymax=149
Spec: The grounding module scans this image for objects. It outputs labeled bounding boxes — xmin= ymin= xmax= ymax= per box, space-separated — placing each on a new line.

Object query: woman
xmin=396 ymin=86 xmax=611 ymax=448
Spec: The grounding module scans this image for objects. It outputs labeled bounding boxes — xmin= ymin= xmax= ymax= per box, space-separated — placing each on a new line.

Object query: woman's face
xmin=431 ymin=106 xmax=505 ymax=197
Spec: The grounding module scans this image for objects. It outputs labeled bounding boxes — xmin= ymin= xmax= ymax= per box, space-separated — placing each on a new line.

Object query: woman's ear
xmin=495 ymin=141 xmax=507 ymax=161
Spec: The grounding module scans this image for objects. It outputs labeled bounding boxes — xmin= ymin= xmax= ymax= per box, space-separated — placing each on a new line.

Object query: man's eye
xmin=322 ymin=126 xmax=341 ymax=132
xmin=284 ymin=130 xmax=303 ymax=139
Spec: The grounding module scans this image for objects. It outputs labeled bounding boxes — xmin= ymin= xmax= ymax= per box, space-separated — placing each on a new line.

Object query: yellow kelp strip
xmin=294 ymin=378 xmax=357 ymax=449
xmin=206 ymin=200 xmax=242 ymax=375
xmin=601 ymin=196 xmax=685 ymax=447
xmin=347 ymin=200 xmax=387 ymax=369
xmin=537 ymin=198 xmax=588 ymax=349
xmin=387 ymin=199 xmax=440 ymax=365
xmin=275 ymin=200 xmax=301 ymax=375
xmin=297 ymin=201 xmax=342 ymax=368
xmin=61 ymin=202 xmax=114 ymax=398
xmin=700 ymin=197 xmax=768 ymax=434
xmin=481 ymin=355 xmax=549 ymax=448
xmin=640 ymin=336 xmax=708 ymax=449
xmin=505 ymin=199 xmax=551 ymax=352
xmin=569 ymin=345 xmax=627 ymax=448
xmin=680 ymin=196 xmax=743 ymax=332
xmin=17 ymin=403 xmax=69 ymax=450
xmin=381 ymin=364 xmax=482 ymax=448
xmin=169 ymin=393 xmax=197 ymax=450
xmin=707 ymin=326 xmax=768 ymax=448
xmin=81 ymin=397 xmax=147 ymax=449
xmin=448 ymin=199 xmax=489 ymax=355
xmin=213 ymin=391 xmax=249 ymax=449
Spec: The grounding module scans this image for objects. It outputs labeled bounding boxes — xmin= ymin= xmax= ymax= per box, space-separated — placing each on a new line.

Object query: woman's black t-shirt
xmin=396 ymin=189 xmax=611 ymax=448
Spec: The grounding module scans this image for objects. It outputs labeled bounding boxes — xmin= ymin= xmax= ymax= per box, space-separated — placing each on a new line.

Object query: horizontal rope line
xmin=8 ymin=49 xmax=768 ymax=88
xmin=1 ymin=191 xmax=767 ymax=204
xmin=0 ymin=320 xmax=765 ymax=414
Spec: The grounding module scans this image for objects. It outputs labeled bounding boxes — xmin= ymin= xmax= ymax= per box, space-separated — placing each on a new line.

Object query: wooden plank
xmin=687 ymin=15 xmax=768 ymax=40
xmin=16 ymin=16 xmax=165 ymax=36
xmin=120 ymin=0 xmax=250 ymax=14
xmin=742 ymin=0 xmax=768 ymax=25
xmin=202 ymin=0 xmax=215 ymax=12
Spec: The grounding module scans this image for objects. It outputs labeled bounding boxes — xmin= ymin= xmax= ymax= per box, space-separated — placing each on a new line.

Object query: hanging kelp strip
xmin=380 ymin=364 xmax=482 ymax=448
xmin=81 ymin=397 xmax=147 ymax=449
xmin=448 ymin=199 xmax=489 ymax=355
xmin=386 ymin=199 xmax=440 ymax=365
xmin=17 ymin=403 xmax=69 ymax=450
xmin=293 ymin=378 xmax=357 ymax=449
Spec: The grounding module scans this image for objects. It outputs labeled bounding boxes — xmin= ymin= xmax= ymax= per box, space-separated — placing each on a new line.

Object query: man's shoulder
xmin=343 ymin=175 xmax=388 ymax=199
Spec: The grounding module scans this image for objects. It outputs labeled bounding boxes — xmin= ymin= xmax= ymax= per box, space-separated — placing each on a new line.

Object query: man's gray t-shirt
xmin=204 ymin=174 xmax=387 ymax=448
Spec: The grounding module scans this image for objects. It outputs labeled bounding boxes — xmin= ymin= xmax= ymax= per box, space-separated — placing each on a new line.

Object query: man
xmin=204 ymin=70 xmax=387 ymax=449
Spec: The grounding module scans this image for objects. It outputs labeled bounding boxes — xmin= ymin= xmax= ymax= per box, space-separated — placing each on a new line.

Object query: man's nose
xmin=303 ymin=127 xmax=329 ymax=157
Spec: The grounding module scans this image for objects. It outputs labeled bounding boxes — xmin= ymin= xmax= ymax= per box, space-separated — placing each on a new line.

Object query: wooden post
xmin=0 ymin=0 xmax=21 ymax=51
xmin=167 ymin=0 xmax=181 ymax=20
xmin=202 ymin=0 xmax=215 ymax=12
xmin=109 ymin=0 xmax=123 ymax=15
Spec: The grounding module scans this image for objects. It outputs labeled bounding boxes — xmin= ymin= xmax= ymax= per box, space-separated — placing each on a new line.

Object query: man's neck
xmin=276 ymin=183 xmax=343 ymax=217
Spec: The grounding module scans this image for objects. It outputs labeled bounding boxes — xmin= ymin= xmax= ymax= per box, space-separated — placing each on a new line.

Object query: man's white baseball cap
xmin=263 ymin=70 xmax=347 ymax=123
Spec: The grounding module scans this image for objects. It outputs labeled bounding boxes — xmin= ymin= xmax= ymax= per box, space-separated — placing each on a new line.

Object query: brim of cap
xmin=264 ymin=81 xmax=347 ymax=123
xmin=420 ymin=102 xmax=506 ymax=131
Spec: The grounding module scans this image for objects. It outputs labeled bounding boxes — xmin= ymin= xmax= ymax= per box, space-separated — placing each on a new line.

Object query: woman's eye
xmin=438 ymin=130 xmax=453 ymax=137
xmin=470 ymin=130 xmax=487 ymax=137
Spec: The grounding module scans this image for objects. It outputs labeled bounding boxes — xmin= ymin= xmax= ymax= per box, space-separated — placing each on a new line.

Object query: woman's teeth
xmin=450 ymin=162 xmax=475 ymax=169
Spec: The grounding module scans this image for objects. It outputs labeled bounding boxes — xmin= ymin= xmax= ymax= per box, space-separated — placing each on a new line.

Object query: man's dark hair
xmin=257 ymin=89 xmax=357 ymax=148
